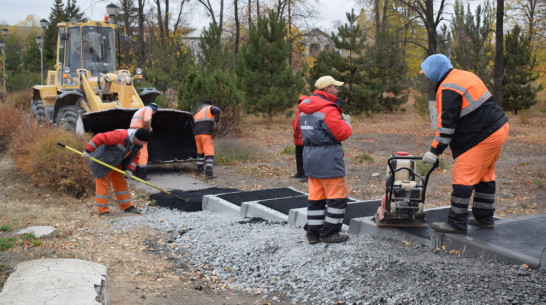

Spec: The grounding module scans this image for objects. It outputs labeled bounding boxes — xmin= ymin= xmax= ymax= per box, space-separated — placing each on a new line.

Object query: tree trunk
xmin=219 ymin=0 xmax=224 ymax=34
xmin=138 ymin=0 xmax=145 ymax=67
xmin=494 ymin=0 xmax=504 ymax=108
xmin=248 ymin=0 xmax=252 ymax=26
xmin=234 ymin=0 xmax=240 ymax=54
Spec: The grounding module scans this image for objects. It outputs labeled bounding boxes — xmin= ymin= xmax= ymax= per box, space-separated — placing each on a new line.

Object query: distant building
xmin=181 ymin=28 xmax=204 ymax=63
xmin=301 ymin=28 xmax=337 ymax=58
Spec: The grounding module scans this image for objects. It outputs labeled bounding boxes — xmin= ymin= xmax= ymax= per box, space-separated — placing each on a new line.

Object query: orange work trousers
xmin=95 ymin=165 xmax=133 ymax=214
xmin=308 ymin=177 xmax=348 ymax=200
xmin=138 ymin=143 xmax=148 ymax=167
xmin=195 ymin=134 xmax=214 ymax=156
xmin=452 ymin=123 xmax=510 ymax=186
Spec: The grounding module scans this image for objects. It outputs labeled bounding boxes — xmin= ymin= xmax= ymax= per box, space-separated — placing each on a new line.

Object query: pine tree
xmin=43 ymin=0 xmax=65 ymax=69
xmin=236 ymin=11 xmax=305 ymax=121
xmin=177 ymin=22 xmax=242 ymax=134
xmin=329 ymin=9 xmax=369 ymax=115
xmin=502 ymin=25 xmax=541 ymax=114
xmin=450 ymin=0 xmax=495 ymax=87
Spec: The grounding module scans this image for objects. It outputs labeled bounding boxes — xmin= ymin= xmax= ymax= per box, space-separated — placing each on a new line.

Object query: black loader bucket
xmin=79 ymin=108 xmax=197 ymax=163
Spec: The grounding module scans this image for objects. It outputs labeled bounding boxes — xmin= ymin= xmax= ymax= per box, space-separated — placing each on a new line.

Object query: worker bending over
xmin=129 ymin=102 xmax=157 ymax=180
xmin=82 ymin=128 xmax=151 ymax=215
xmin=420 ymin=54 xmax=509 ymax=234
xmin=193 ymin=99 xmax=222 ymax=179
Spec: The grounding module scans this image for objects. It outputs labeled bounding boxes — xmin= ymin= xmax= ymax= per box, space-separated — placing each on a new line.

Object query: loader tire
xmin=30 ymin=99 xmax=47 ymax=125
xmin=56 ymin=105 xmax=85 ymax=131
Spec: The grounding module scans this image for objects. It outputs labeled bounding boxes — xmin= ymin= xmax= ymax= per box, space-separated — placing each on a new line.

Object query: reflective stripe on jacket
xmin=193 ymin=104 xmax=222 ymax=135
xmin=298 ymin=90 xmax=352 ymax=178
xmin=432 ymin=69 xmax=508 ymax=159
xmin=130 ymin=106 xmax=154 ymax=130
xmin=85 ymin=129 xmax=142 ymax=179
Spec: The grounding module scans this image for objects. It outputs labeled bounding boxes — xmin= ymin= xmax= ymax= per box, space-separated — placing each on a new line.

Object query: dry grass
xmin=0 ymin=103 xmax=26 ymax=152
xmin=8 ymin=121 xmax=94 ymax=198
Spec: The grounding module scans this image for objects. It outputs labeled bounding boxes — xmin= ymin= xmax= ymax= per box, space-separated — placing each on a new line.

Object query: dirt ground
xmin=0 ymin=103 xmax=544 ymax=304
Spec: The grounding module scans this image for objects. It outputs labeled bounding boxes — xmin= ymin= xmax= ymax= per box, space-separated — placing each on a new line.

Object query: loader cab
xmin=58 ymin=22 xmax=117 ymax=84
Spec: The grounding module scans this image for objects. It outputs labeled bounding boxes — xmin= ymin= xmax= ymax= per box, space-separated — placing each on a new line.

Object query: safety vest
xmin=431 ymin=69 xmax=507 ymax=158
xmin=130 ymin=106 xmax=154 ymax=130
xmin=193 ymin=105 xmax=216 ymax=123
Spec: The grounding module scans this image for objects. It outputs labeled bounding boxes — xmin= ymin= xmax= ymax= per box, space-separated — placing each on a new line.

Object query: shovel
xmin=57 ymin=142 xmax=189 ymax=203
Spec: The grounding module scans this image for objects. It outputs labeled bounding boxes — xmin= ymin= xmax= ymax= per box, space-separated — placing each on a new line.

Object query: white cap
xmin=315 ymin=76 xmax=344 ymax=89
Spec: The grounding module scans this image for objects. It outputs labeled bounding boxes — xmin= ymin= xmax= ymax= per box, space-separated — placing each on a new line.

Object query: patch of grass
xmin=531 ymin=178 xmax=543 ymax=188
xmin=282 ymin=146 xmax=295 ymax=155
xmin=0 ymin=225 xmax=12 ymax=232
xmin=0 ymin=232 xmax=42 ymax=251
xmin=354 ymin=153 xmax=374 ymax=164
xmin=215 ymin=140 xmax=258 ymax=165
xmin=0 ymin=237 xmax=17 ymax=251
xmin=0 ymin=264 xmax=9 ymax=272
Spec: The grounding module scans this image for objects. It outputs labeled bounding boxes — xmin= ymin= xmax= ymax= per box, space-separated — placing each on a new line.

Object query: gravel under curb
xmin=113 ymin=207 xmax=545 ymax=305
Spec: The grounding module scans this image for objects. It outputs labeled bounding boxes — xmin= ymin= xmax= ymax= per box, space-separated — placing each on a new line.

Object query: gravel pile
xmin=115 ymin=207 xmax=545 ymax=305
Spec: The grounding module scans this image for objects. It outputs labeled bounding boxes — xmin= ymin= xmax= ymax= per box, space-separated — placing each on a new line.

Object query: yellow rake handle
xmin=57 ymin=142 xmax=189 ymax=202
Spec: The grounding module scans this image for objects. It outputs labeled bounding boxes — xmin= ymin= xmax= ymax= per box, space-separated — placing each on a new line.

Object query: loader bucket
xmin=80 ymin=108 xmax=197 ymax=163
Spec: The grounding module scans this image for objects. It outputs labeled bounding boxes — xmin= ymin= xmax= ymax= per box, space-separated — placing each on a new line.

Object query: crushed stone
xmin=112 ymin=207 xmax=546 ymax=305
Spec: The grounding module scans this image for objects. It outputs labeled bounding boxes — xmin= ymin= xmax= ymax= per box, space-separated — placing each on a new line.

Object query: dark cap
xmin=134 ymin=128 xmax=151 ymax=142
xmin=203 ymin=99 xmax=212 ymax=105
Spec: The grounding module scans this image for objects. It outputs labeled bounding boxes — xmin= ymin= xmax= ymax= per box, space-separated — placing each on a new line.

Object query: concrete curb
xmin=0 ymin=258 xmax=108 ymax=305
xmin=431 ymin=231 xmax=541 ymax=268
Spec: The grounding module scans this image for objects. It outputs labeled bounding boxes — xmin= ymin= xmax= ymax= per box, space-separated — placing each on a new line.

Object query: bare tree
xmin=494 ymin=0 xmax=504 ymax=107
xmin=197 ymin=0 xmax=224 ymax=32
xmin=234 ymin=0 xmax=240 ymax=54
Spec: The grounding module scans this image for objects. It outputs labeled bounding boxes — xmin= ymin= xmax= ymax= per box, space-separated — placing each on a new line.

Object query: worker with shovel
xmin=82 ymin=128 xmax=151 ymax=215
xmin=420 ymin=54 xmax=509 ymax=234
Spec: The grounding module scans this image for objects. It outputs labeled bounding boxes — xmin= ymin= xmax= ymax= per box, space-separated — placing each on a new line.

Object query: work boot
xmin=139 ymin=167 xmax=150 ymax=181
xmin=99 ymin=212 xmax=111 ymax=216
xmin=306 ymin=234 xmax=321 ymax=244
xmin=431 ymin=221 xmax=466 ymax=234
xmin=320 ymin=232 xmax=349 ymax=243
xmin=123 ymin=206 xmax=141 ymax=214
xmin=468 ymin=217 xmax=494 ymax=229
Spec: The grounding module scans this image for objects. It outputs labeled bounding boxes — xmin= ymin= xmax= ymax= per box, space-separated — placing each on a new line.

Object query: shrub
xmin=9 ymin=122 xmax=94 ymax=198
xmin=0 ymin=103 xmax=25 ymax=152
xmin=4 ymin=91 xmax=31 ymax=111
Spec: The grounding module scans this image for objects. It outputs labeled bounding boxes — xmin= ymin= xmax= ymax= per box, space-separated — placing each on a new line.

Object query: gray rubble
xmin=113 ymin=207 xmax=545 ymax=305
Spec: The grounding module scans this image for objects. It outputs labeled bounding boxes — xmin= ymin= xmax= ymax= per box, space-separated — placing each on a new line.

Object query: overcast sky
xmin=0 ymin=0 xmax=357 ymax=31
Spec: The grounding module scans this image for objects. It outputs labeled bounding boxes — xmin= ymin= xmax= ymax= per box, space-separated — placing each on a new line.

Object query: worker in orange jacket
xmin=82 ymin=128 xmax=151 ymax=215
xmin=130 ymin=103 xmax=157 ymax=180
xmin=420 ymin=54 xmax=509 ymax=234
xmin=193 ymin=99 xmax=221 ymax=179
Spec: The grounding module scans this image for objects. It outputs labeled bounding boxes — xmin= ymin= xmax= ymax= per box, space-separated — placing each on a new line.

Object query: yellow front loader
xmin=30 ymin=20 xmax=196 ymax=163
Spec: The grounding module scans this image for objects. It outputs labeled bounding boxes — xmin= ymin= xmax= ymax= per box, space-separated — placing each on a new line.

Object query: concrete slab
xmin=430 ymin=214 xmax=546 ymax=269
xmin=0 ymin=258 xmax=108 ymax=305
xmin=203 ymin=187 xmax=305 ymax=215
xmin=240 ymin=195 xmax=309 ymax=222
xmin=150 ymin=187 xmax=238 ymax=212
xmin=15 ymin=226 xmax=56 ymax=238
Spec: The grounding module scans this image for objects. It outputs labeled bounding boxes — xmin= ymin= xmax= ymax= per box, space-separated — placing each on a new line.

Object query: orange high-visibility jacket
xmin=431 ymin=69 xmax=508 ymax=158
xmin=193 ymin=104 xmax=221 ymax=135
xmin=130 ymin=106 xmax=154 ymax=130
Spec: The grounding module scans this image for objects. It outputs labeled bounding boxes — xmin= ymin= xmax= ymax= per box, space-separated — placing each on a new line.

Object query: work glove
xmin=124 ymin=170 xmax=133 ymax=179
xmin=422 ymin=151 xmax=438 ymax=164
xmin=82 ymin=151 xmax=91 ymax=158
xmin=342 ymin=113 xmax=351 ymax=123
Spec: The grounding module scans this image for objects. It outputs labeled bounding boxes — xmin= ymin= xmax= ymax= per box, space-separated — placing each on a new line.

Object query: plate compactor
xmin=375 ymin=152 xmax=439 ymax=227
